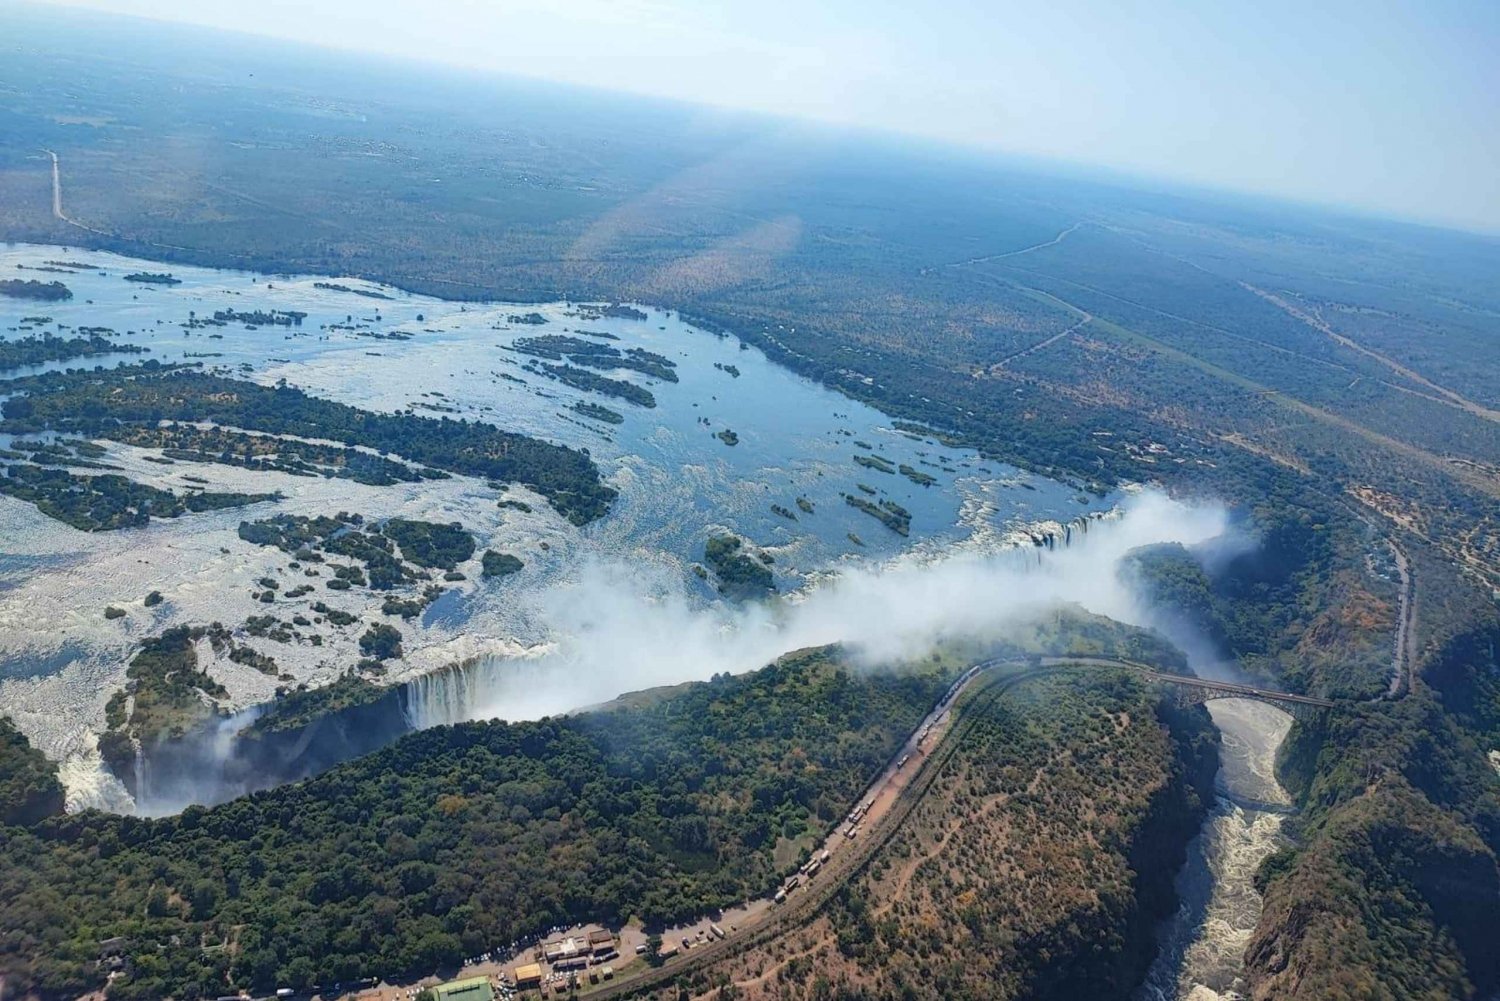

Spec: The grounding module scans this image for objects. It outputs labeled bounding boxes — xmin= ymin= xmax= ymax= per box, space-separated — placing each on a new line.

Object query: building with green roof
xmin=431 ymin=975 xmax=495 ymax=1001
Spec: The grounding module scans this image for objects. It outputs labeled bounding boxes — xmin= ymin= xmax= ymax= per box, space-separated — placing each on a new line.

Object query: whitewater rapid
xmin=1137 ymin=698 xmax=1294 ymax=1001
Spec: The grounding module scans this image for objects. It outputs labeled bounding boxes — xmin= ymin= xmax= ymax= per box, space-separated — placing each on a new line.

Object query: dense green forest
xmin=0 ymin=648 xmax=944 ymax=1000
xmin=0 ymin=717 xmax=64 ymax=826
xmin=0 ymin=365 xmax=615 ymax=524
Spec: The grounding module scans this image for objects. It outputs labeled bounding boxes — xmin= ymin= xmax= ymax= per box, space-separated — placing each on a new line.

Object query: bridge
xmin=1036 ymin=656 xmax=1336 ymax=721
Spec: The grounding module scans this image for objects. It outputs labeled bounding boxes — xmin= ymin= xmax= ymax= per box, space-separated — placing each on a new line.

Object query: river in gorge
xmin=1138 ymin=698 xmax=1295 ymax=1001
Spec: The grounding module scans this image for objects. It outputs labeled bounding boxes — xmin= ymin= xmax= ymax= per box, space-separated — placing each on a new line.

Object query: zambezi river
xmin=1138 ymin=698 xmax=1294 ymax=1000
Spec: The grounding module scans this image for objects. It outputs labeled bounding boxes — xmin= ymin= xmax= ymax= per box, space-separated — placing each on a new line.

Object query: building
xmin=542 ymin=936 xmax=587 ymax=964
xmin=432 ymin=975 xmax=495 ymax=1001
xmin=587 ymin=929 xmax=616 ymax=954
xmin=512 ymin=963 xmax=543 ymax=989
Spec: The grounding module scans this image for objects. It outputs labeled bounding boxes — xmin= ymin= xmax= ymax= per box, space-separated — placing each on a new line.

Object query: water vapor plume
xmin=441 ymin=489 xmax=1231 ymax=724
xmin=117 ymin=489 xmax=1236 ymax=815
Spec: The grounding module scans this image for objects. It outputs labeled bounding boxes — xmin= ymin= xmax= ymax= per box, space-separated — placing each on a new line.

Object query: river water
xmin=1 ymin=243 xmax=1136 ymax=808
xmin=1138 ymin=698 xmax=1294 ymax=1001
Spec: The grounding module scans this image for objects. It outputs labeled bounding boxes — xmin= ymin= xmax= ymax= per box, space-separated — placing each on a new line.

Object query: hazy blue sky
xmin=42 ymin=0 xmax=1500 ymax=231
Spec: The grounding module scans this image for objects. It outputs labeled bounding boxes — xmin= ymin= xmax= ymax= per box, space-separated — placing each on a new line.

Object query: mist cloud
xmin=433 ymin=489 xmax=1232 ymax=724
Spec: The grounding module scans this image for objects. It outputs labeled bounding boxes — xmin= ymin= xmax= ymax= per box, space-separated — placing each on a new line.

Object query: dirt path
xmin=1387 ymin=538 xmax=1416 ymax=697
xmin=42 ymin=148 xmax=110 ymax=239
xmin=1246 ymin=283 xmax=1500 ymax=424
xmin=928 ymin=222 xmax=1083 ymax=273
xmin=985 ymin=316 xmax=1091 ymax=373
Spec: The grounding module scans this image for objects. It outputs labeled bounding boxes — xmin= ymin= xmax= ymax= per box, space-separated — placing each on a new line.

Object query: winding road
xmin=522 ymin=656 xmax=1332 ymax=1001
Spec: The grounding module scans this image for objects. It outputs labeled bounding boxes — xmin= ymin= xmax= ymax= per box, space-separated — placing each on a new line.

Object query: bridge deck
xmin=1036 ymin=656 xmax=1335 ymax=709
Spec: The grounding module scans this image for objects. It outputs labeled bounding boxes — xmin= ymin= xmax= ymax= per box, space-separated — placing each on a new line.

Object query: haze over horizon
xmin=20 ymin=0 xmax=1500 ymax=235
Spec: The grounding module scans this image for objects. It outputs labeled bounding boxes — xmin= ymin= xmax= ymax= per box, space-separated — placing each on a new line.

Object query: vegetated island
xmin=526 ymin=361 xmax=656 ymax=408
xmin=514 ymin=334 xmax=678 ymax=382
xmin=0 ymin=462 xmax=278 ymax=532
xmin=237 ymin=512 xmax=469 ymax=593
xmin=716 ymin=428 xmax=740 ymax=446
xmin=481 ymin=549 xmax=524 ymax=577
xmin=844 ymin=493 xmax=911 ymax=535
xmin=107 ymin=423 xmax=445 ymax=487
xmin=899 ymin=463 xmax=937 ymax=487
xmin=571 ymin=401 xmax=625 ymax=425
xmin=0 ymin=364 xmax=616 ymax=524
xmin=0 ymin=334 xmax=146 ymax=372
xmin=211 ymin=308 xmax=308 ymax=327
xmin=576 ymin=302 xmax=648 ymax=321
xmin=0 ymin=279 xmax=72 ymax=301
xmin=122 ymin=271 xmax=181 ymax=285
xmin=313 ymin=281 xmax=393 ymax=299
xmin=703 ymin=532 xmax=775 ymax=598
xmin=854 ymin=453 xmax=896 ymax=474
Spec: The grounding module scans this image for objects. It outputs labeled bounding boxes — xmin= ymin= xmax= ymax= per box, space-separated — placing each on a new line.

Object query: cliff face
xmin=1247 ymin=779 xmax=1498 ymax=1001
xmin=1247 ymin=682 xmax=1500 ymax=1001
xmin=105 ymin=678 xmax=412 ymax=807
xmin=690 ymin=671 xmax=1219 ymax=1001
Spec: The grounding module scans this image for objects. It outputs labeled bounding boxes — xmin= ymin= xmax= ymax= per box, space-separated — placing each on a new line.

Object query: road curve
xmin=573 ymin=656 xmax=1331 ymax=1000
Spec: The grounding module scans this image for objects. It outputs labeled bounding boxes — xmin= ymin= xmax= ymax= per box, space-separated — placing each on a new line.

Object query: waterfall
xmin=401 ymin=658 xmax=505 ymax=729
xmin=57 ymin=748 xmax=136 ymax=813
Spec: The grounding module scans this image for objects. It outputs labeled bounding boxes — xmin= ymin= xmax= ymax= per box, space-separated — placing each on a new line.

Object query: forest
xmin=0 ymin=647 xmax=945 ymax=1000
xmin=703 ymin=669 xmax=1218 ymax=1001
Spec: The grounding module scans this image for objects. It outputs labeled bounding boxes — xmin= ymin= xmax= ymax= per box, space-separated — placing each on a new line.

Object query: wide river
xmin=3 ymin=245 xmax=1290 ymax=989
xmin=1 ymin=244 xmax=1123 ymax=798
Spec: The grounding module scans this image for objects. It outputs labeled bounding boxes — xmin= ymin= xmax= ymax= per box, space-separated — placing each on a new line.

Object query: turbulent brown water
xmin=1138 ymin=698 xmax=1294 ymax=1001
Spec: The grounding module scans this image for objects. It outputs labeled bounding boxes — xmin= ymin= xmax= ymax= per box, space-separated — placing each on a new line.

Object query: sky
xmin=34 ymin=0 xmax=1500 ymax=232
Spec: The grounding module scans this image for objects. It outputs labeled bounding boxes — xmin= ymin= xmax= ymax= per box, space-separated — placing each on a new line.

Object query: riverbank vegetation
xmin=0 ymin=717 xmax=64 ymax=826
